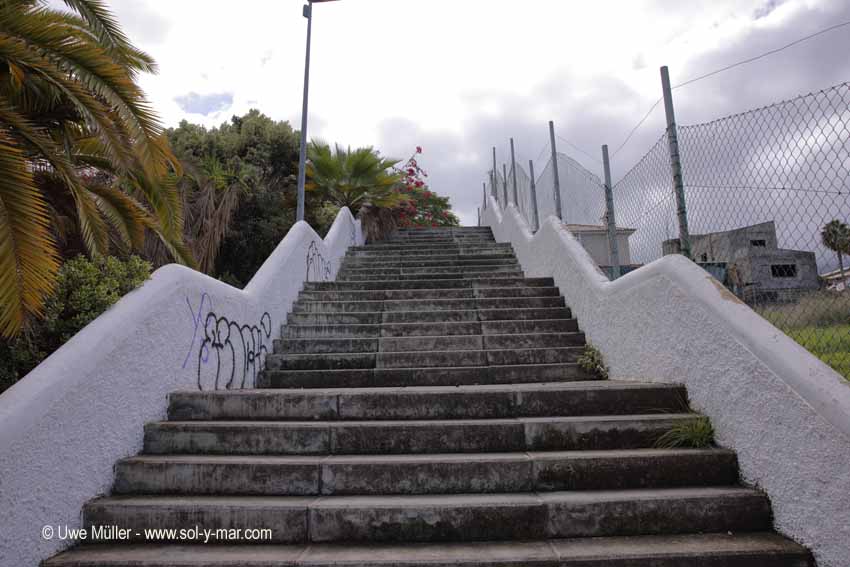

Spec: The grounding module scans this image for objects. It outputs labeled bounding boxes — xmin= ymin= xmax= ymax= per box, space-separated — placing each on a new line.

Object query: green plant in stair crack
xmin=577 ymin=344 xmax=608 ymax=379
xmin=655 ymin=416 xmax=715 ymax=449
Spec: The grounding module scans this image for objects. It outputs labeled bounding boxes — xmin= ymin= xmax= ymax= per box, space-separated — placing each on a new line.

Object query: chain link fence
xmin=485 ymin=81 xmax=850 ymax=378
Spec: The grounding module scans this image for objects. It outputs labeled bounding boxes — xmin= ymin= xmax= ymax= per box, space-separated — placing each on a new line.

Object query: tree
xmin=0 ymin=0 xmax=190 ymax=337
xmin=165 ymin=112 xmax=305 ymax=286
xmin=394 ymin=147 xmax=460 ymax=228
xmin=306 ymin=142 xmax=407 ymax=241
xmin=822 ymin=219 xmax=850 ymax=290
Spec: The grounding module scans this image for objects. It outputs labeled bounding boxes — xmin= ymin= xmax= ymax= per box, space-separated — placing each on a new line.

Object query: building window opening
xmin=771 ymin=264 xmax=797 ymax=278
xmin=751 ymin=239 xmax=767 ymax=247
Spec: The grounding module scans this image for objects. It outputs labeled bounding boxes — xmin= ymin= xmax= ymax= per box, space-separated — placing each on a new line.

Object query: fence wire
xmin=485 ymin=81 xmax=850 ymax=379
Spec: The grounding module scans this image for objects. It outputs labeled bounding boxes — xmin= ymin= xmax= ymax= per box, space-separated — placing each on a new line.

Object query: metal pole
xmin=482 ymin=182 xmax=487 ymax=210
xmin=296 ymin=1 xmax=314 ymax=222
xmin=528 ymin=159 xmax=540 ymax=232
xmin=510 ymin=138 xmax=518 ymax=206
xmin=477 ymin=207 xmax=481 ymax=227
xmin=660 ymin=66 xmax=691 ymax=259
xmin=601 ymin=144 xmax=621 ymax=279
xmin=502 ymin=163 xmax=509 ymax=206
xmin=549 ymin=121 xmax=563 ymax=221
xmin=491 ymin=147 xmax=498 ymax=200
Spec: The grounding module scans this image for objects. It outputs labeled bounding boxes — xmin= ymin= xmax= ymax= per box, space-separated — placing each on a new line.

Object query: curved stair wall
xmin=481 ymin=197 xmax=850 ymax=567
xmin=0 ymin=208 xmax=363 ymax=566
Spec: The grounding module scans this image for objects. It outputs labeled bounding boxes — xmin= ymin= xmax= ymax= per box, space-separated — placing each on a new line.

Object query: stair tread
xmin=43 ymin=532 xmax=812 ymax=566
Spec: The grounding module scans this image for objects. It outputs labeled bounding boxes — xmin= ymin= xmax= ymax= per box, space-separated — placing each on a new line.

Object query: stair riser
xmin=292 ymin=297 xmax=565 ymax=314
xmin=304 ymin=277 xmax=554 ymax=291
xmin=338 ymin=266 xmax=522 ymax=277
xmin=347 ymin=247 xmax=513 ymax=257
xmin=298 ymin=287 xmax=562 ymax=302
xmin=287 ymin=308 xmax=572 ymax=325
xmin=273 ymin=333 xmax=585 ymax=354
xmin=336 ymin=272 xmax=525 ymax=282
xmin=114 ymin=451 xmax=738 ymax=496
xmin=143 ymin=416 xmax=697 ymax=455
xmin=83 ymin=492 xmax=770 ymax=544
xmin=341 ymin=258 xmax=519 ymax=268
xmin=167 ymin=384 xmax=688 ymax=421
xmin=259 ymin=363 xmax=591 ymax=388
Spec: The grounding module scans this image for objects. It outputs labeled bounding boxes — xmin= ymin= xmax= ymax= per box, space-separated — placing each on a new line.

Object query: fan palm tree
xmin=822 ymin=219 xmax=850 ymax=290
xmin=305 ymin=142 xmax=407 ymax=241
xmin=0 ymin=0 xmax=192 ymax=337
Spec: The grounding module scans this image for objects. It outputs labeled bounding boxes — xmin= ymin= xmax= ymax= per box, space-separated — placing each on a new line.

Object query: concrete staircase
xmin=45 ymin=227 xmax=813 ymax=566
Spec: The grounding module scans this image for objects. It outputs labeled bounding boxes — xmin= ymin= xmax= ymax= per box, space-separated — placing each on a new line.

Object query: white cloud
xmin=111 ymin=0 xmax=849 ymax=225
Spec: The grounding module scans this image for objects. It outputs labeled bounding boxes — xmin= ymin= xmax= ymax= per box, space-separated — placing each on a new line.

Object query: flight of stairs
xmin=45 ymin=227 xmax=813 ymax=566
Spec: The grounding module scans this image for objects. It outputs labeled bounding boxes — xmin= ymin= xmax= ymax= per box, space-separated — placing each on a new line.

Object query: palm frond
xmin=0 ymin=132 xmax=60 ymax=336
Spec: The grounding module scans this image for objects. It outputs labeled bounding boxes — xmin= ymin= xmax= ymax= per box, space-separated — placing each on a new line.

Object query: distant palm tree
xmin=0 ymin=0 xmax=192 ymax=336
xmin=306 ymin=142 xmax=407 ymax=240
xmin=822 ymin=219 xmax=850 ymax=290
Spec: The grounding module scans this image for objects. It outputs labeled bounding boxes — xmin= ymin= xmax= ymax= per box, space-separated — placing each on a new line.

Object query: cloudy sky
xmin=105 ymin=0 xmax=850 ymax=226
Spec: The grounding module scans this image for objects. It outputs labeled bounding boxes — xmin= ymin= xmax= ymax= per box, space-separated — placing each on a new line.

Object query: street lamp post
xmin=296 ymin=0 xmax=338 ymax=222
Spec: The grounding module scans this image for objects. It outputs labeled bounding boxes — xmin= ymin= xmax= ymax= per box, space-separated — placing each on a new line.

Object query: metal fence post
xmin=528 ymin=160 xmax=540 ymax=232
xmin=549 ymin=121 xmax=563 ymax=221
xmin=601 ymin=144 xmax=621 ymax=279
xmin=491 ymin=147 xmax=498 ymax=201
xmin=502 ymin=163 xmax=509 ymax=206
xmin=660 ymin=66 xmax=692 ymax=259
xmin=477 ymin=207 xmax=480 ymax=227
xmin=482 ymin=182 xmax=487 ymax=210
xmin=510 ymin=138 xmax=519 ymax=206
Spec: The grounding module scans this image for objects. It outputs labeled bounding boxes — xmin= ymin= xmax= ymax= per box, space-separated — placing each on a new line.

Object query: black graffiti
xmin=197 ymin=311 xmax=272 ymax=391
xmin=306 ymin=240 xmax=333 ymax=282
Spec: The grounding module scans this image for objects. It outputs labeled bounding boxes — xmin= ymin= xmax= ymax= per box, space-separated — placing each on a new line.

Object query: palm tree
xmin=822 ymin=219 xmax=850 ymax=290
xmin=0 ymin=0 xmax=192 ymax=336
xmin=306 ymin=142 xmax=407 ymax=240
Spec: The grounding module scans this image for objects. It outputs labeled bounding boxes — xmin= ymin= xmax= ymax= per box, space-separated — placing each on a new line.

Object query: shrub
xmin=394 ymin=147 xmax=460 ymax=228
xmin=577 ymin=344 xmax=609 ymax=379
xmin=0 ymin=255 xmax=151 ymax=393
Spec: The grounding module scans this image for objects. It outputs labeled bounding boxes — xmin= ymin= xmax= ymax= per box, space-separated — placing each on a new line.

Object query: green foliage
xmin=577 ymin=343 xmax=609 ymax=379
xmin=306 ymin=142 xmax=407 ymax=241
xmin=655 ymin=416 xmax=715 ymax=449
xmin=394 ymin=148 xmax=460 ymax=228
xmin=0 ymin=255 xmax=151 ymax=393
xmin=0 ymin=0 xmax=187 ymax=337
xmin=165 ymin=111 xmax=302 ymax=284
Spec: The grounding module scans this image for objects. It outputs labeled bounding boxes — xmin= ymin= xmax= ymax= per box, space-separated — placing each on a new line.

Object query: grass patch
xmin=754 ymin=291 xmax=850 ymax=380
xmin=655 ymin=416 xmax=715 ymax=449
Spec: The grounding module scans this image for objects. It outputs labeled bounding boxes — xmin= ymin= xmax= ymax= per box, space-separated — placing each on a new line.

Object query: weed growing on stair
xmin=577 ymin=344 xmax=608 ymax=379
xmin=655 ymin=416 xmax=715 ymax=449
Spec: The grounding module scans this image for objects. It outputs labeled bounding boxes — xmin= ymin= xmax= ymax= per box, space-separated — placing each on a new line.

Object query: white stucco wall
xmin=0 ymin=209 xmax=363 ymax=567
xmin=483 ymin=198 xmax=850 ymax=567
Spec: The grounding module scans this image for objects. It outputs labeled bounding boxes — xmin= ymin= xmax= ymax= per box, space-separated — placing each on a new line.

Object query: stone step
xmin=81 ymin=487 xmax=771 ymax=544
xmin=303 ymin=276 xmax=554 ymax=291
xmin=341 ymin=257 xmax=519 ymax=268
xmin=168 ymin=382 xmax=687 ymax=421
xmin=259 ymin=362 xmax=590 ymax=388
xmin=274 ymin=331 xmax=585 ymax=354
xmin=292 ymin=297 xmax=565 ymax=314
xmin=287 ymin=308 xmax=572 ymax=326
xmin=41 ymin=533 xmax=816 ymax=566
xmin=280 ymin=319 xmax=580 ymax=339
xmin=349 ymin=243 xmax=511 ymax=253
xmin=266 ymin=347 xmax=583 ymax=371
xmin=338 ymin=264 xmax=521 ymax=275
xmin=371 ymin=237 xmax=496 ymax=245
xmin=143 ymin=414 xmax=699 ymax=455
xmin=113 ymin=449 xmax=738 ymax=496
xmin=347 ymin=247 xmax=513 ymax=258
xmin=297 ymin=285 xmax=561 ymax=302
xmin=336 ymin=271 xmax=525 ymax=282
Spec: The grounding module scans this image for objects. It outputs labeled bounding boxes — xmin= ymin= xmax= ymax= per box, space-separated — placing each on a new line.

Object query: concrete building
xmin=565 ymin=224 xmax=638 ymax=278
xmin=663 ymin=221 xmax=819 ymax=303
